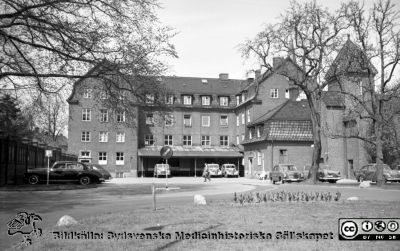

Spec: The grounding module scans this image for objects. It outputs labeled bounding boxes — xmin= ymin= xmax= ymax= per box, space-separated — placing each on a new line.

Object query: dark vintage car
xmin=86 ymin=163 xmax=113 ymax=180
xmin=354 ymin=163 xmax=400 ymax=183
xmin=221 ymin=164 xmax=239 ymax=178
xmin=270 ymin=164 xmax=304 ymax=184
xmin=25 ymin=161 xmax=105 ymax=185
xmin=318 ymin=165 xmax=341 ymax=183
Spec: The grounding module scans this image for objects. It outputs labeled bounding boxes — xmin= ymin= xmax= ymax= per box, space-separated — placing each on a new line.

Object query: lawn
xmin=13 ymin=196 xmax=400 ymax=251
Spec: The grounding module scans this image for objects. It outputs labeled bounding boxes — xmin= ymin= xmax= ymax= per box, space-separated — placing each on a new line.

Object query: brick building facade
xmin=67 ymin=39 xmax=373 ymax=178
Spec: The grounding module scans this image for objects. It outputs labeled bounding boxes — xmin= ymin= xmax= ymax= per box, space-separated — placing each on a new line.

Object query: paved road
xmin=1 ymin=177 xmax=399 ymax=250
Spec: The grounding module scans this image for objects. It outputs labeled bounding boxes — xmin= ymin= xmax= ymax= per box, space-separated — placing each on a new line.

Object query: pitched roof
xmin=249 ymin=100 xmax=311 ymax=126
xmin=326 ymin=39 xmax=378 ymax=80
xmin=161 ymin=76 xmax=244 ymax=95
xmin=267 ymin=121 xmax=313 ymax=141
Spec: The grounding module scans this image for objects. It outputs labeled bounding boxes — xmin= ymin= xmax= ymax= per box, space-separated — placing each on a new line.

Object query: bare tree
xmin=240 ymin=1 xmax=348 ymax=184
xmin=333 ymin=0 xmax=400 ymax=186
xmin=0 ymin=0 xmax=177 ymax=95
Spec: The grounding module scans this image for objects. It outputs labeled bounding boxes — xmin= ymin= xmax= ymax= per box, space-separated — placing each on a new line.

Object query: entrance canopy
xmin=138 ymin=146 xmax=243 ymax=158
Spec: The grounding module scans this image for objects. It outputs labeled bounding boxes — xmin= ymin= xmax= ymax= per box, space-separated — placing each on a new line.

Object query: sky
xmin=157 ymin=0 xmax=375 ymax=80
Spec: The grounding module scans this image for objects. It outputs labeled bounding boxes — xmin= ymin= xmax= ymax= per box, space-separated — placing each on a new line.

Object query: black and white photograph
xmin=1 ymin=0 xmax=400 ymax=250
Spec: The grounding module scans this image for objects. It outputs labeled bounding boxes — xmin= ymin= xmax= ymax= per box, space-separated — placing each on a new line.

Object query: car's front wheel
xmin=28 ymin=175 xmax=39 ymax=185
xmin=79 ymin=176 xmax=91 ymax=185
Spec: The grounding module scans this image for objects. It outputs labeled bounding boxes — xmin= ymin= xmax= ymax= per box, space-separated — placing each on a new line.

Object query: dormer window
xmin=219 ymin=96 xmax=229 ymax=106
xmin=83 ymin=88 xmax=92 ymax=99
xmin=257 ymin=127 xmax=261 ymax=138
xmin=165 ymin=95 xmax=174 ymax=104
xmin=201 ymin=96 xmax=211 ymax=106
xmin=146 ymin=94 xmax=155 ymax=104
xmin=249 ymin=129 xmax=253 ymax=140
xmin=183 ymin=95 xmax=192 ymax=105
xmin=236 ymin=95 xmax=241 ymax=105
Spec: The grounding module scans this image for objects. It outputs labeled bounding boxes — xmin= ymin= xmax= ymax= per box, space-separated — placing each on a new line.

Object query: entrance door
xmin=348 ymin=159 xmax=354 ymax=178
xmin=248 ymin=158 xmax=253 ymax=176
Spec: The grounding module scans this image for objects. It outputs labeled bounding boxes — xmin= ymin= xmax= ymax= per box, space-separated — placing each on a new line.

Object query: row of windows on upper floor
xmin=81 ymin=131 xmax=126 ymax=143
xmin=81 ymin=87 xmax=306 ymax=106
xmin=144 ymin=134 xmax=231 ymax=147
xmin=81 ymin=108 xmax=255 ymax=127
xmin=80 ymin=150 xmax=125 ymax=166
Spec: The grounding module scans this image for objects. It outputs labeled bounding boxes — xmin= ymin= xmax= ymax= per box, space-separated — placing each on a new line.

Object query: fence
xmin=0 ymin=136 xmax=77 ymax=185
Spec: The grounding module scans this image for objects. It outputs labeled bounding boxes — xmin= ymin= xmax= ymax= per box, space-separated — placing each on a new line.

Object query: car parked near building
xmin=270 ymin=164 xmax=304 ymax=184
xmin=206 ymin=163 xmax=222 ymax=177
xmin=154 ymin=164 xmax=171 ymax=177
xmin=354 ymin=163 xmax=400 ymax=183
xmin=25 ymin=161 xmax=104 ymax=185
xmin=221 ymin=164 xmax=239 ymax=178
xmin=86 ymin=163 xmax=113 ymax=180
xmin=317 ymin=165 xmax=341 ymax=183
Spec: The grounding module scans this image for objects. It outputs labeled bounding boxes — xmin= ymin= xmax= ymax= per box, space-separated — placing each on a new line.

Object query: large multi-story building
xmin=67 ymin=39 xmax=373 ymax=178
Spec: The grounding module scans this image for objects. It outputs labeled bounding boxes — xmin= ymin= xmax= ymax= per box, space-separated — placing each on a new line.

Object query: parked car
xmin=25 ymin=161 xmax=104 ymax=185
xmin=221 ymin=164 xmax=239 ymax=178
xmin=154 ymin=164 xmax=171 ymax=177
xmin=86 ymin=163 xmax=112 ymax=180
xmin=206 ymin=163 xmax=222 ymax=177
xmin=354 ymin=163 xmax=400 ymax=183
xmin=270 ymin=164 xmax=304 ymax=184
xmin=317 ymin=165 xmax=341 ymax=183
xmin=258 ymin=171 xmax=269 ymax=180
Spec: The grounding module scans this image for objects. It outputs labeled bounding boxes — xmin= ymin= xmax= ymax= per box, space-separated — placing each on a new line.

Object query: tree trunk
xmin=308 ymin=94 xmax=322 ymax=184
xmin=375 ymin=119 xmax=384 ymax=187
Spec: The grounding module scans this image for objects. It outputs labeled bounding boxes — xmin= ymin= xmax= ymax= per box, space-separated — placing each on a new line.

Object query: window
xmin=165 ymin=95 xmax=174 ymax=104
xmin=80 ymin=151 xmax=91 ymax=158
xmin=99 ymin=131 xmax=108 ymax=142
xmin=99 ymin=109 xmax=109 ymax=122
xmin=220 ymin=115 xmax=228 ymax=127
xmin=247 ymin=110 xmax=251 ymax=123
xmin=358 ymin=80 xmax=363 ymax=95
xmin=257 ymin=127 xmax=261 ymax=138
xmin=241 ymin=134 xmax=245 ymax=141
xmin=116 ymin=111 xmax=125 ymax=122
xmin=236 ymin=96 xmax=240 ymax=105
xmin=201 ymin=96 xmax=211 ymax=106
xmin=241 ymin=113 xmax=245 ymax=125
xmin=220 ymin=136 xmax=229 ymax=146
xmin=98 ymin=152 xmax=107 ymax=165
xmin=202 ymin=115 xmax=210 ymax=127
xmin=241 ymin=93 xmax=246 ymax=102
xmin=116 ymin=152 xmax=124 ymax=165
xmin=116 ymin=132 xmax=125 ymax=143
xmin=236 ymin=135 xmax=240 ymax=145
xmin=99 ymin=90 xmax=107 ymax=100
xmin=81 ymin=131 xmax=90 ymax=142
xmin=270 ymin=88 xmax=279 ymax=98
xmin=285 ymin=89 xmax=290 ymax=99
xmin=146 ymin=113 xmax=154 ymax=125
xmin=83 ymin=88 xmax=92 ymax=98
xmin=249 ymin=129 xmax=253 ymax=140
xmin=165 ymin=114 xmax=174 ymax=126
xmin=164 ymin=135 xmax=173 ymax=146
xmin=183 ymin=95 xmax=192 ymax=105
xmin=183 ymin=135 xmax=192 ymax=146
xmin=219 ymin=96 xmax=229 ymax=106
xmin=146 ymin=94 xmax=155 ymax=104
xmin=279 ymin=149 xmax=288 ymax=163
xmin=236 ymin=115 xmax=239 ymax=127
xmin=183 ymin=114 xmax=192 ymax=127
xmin=82 ymin=109 xmax=91 ymax=121
xmin=201 ymin=135 xmax=211 ymax=146
xmin=257 ymin=152 xmax=262 ymax=165
xmin=144 ymin=135 xmax=154 ymax=146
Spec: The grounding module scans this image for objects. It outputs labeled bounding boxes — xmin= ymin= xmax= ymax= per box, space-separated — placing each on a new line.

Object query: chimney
xmin=273 ymin=57 xmax=284 ymax=69
xmin=219 ymin=73 xmax=229 ymax=80
xmin=255 ymin=69 xmax=261 ymax=79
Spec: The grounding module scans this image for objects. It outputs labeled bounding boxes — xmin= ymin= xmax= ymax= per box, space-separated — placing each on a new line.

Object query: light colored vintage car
xmin=317 ymin=165 xmax=341 ymax=183
xmin=221 ymin=164 xmax=239 ymax=178
xmin=154 ymin=164 xmax=171 ymax=177
xmin=270 ymin=164 xmax=304 ymax=184
xmin=206 ymin=163 xmax=222 ymax=177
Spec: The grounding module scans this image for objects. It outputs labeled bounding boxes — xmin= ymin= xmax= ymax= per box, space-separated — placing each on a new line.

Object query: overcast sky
xmin=158 ymin=0 xmax=375 ymax=80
